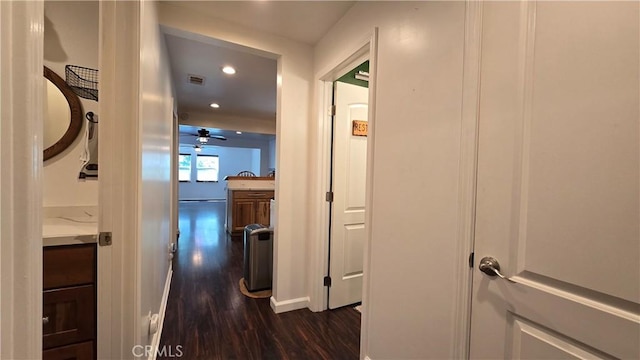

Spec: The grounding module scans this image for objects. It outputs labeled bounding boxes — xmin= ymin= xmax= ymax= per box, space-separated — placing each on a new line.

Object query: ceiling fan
xmin=184 ymin=128 xmax=227 ymax=143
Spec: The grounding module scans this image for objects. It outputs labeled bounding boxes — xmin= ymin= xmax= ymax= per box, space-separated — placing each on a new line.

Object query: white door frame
xmin=451 ymin=1 xmax=483 ymax=358
xmin=98 ymin=1 xmax=141 ymax=357
xmin=0 ymin=1 xmax=44 ymax=358
xmin=309 ymin=29 xmax=377 ymax=314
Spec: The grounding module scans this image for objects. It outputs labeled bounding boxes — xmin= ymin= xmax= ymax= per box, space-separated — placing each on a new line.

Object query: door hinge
xmin=325 ymin=191 xmax=334 ymax=202
xmin=468 ymin=252 xmax=475 ymax=268
xmin=99 ymin=231 xmax=112 ymax=247
xmin=324 ymin=276 xmax=332 ymax=287
xmin=330 ymin=105 xmax=336 ymax=116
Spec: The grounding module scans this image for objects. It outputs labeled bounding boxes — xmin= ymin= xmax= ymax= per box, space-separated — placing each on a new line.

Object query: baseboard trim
xmin=147 ymin=266 xmax=173 ymax=360
xmin=269 ymin=296 xmax=309 ymax=314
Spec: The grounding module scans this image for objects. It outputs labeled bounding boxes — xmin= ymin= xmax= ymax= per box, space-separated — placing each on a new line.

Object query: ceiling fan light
xmin=197 ymin=137 xmax=209 ymax=143
xmin=194 ymin=145 xmax=202 ymax=152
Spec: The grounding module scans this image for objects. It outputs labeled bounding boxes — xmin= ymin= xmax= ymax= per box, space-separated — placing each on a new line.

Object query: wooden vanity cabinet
xmin=227 ymin=190 xmax=274 ymax=237
xmin=43 ymin=342 xmax=93 ymax=360
xmin=43 ymin=243 xmax=96 ymax=360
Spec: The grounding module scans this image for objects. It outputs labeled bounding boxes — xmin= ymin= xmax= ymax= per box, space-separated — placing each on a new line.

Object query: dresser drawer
xmin=44 ymin=244 xmax=95 ymax=290
xmin=233 ymin=190 xmax=274 ymax=200
xmin=43 ymin=285 xmax=95 ymax=349
xmin=43 ymin=340 xmax=93 ymax=360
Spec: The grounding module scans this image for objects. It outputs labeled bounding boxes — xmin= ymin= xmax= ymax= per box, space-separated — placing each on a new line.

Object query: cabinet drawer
xmin=44 ymin=244 xmax=95 ymax=289
xmin=43 ymin=340 xmax=93 ymax=360
xmin=43 ymin=285 xmax=95 ymax=349
xmin=233 ymin=190 xmax=274 ymax=200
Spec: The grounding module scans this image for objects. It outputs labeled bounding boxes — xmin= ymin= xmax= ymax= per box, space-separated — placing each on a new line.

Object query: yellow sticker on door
xmin=352 ymin=120 xmax=367 ymax=137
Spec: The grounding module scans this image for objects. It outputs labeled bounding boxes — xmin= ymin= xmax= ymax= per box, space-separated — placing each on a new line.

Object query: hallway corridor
xmin=159 ymin=202 xmax=361 ymax=359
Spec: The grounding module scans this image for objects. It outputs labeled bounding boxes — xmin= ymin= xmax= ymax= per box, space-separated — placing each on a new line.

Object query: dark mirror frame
xmin=43 ymin=66 xmax=83 ymax=161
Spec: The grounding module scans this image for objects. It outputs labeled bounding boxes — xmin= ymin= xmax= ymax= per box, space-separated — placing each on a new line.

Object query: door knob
xmin=478 ymin=256 xmax=516 ymax=283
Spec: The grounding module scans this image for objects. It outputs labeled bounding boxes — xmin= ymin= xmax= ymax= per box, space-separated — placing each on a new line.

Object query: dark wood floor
xmin=159 ymin=201 xmax=361 ymax=360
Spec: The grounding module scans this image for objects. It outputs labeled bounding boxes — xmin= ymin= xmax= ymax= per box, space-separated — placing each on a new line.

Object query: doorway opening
xmin=327 ymin=59 xmax=370 ymax=310
xmin=162 ymin=26 xmax=281 ymax=310
xmin=315 ymin=33 xmax=377 ymax=316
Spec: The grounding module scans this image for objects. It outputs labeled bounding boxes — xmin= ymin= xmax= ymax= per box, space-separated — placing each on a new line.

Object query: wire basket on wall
xmin=65 ymin=65 xmax=98 ymax=101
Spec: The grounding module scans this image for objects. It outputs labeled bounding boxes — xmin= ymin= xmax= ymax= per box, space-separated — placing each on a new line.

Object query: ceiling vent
xmin=188 ymin=74 xmax=205 ymax=86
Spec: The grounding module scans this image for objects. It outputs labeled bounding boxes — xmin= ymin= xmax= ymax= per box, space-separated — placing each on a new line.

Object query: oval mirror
xmin=43 ymin=66 xmax=83 ymax=161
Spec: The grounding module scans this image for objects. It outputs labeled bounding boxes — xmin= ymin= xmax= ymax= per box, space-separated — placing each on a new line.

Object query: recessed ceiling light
xmin=209 ymin=103 xmax=220 ymax=108
xmin=236 ymin=131 xmax=242 ymax=135
xmin=222 ymin=66 xmax=236 ymax=75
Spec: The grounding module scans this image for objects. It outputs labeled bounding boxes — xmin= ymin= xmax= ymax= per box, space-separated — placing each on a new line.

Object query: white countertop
xmin=43 ymin=216 xmax=98 ymax=247
xmin=226 ymin=179 xmax=275 ymax=190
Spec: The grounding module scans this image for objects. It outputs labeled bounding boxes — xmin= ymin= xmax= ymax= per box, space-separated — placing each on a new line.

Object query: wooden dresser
xmin=43 ymin=243 xmax=96 ymax=360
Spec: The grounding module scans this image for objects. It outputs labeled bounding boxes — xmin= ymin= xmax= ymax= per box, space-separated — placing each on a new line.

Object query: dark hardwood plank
xmin=160 ymin=201 xmax=360 ymax=360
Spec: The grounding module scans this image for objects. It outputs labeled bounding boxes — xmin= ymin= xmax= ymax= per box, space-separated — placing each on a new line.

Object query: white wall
xmin=313 ymin=2 xmax=467 ymax=359
xmin=179 ymin=133 xmax=273 ymax=176
xmin=43 ymin=1 xmax=99 ymax=207
xmin=159 ymin=3 xmax=313 ymax=311
xmin=180 ymin=111 xmax=275 ymax=135
xmin=178 ymin=145 xmax=260 ymax=200
xmin=138 ymin=0 xmax=174 ymax=350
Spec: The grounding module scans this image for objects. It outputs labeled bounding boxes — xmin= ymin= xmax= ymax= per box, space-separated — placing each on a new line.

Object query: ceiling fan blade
xmin=181 ymin=130 xmax=225 ymax=140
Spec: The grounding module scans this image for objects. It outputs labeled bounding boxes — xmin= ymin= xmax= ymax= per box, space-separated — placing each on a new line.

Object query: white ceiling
xmin=164 ymin=32 xmax=278 ymax=120
xmin=162 ymin=0 xmax=356 ymax=46
xmin=179 ymin=124 xmax=275 ymax=144
xmin=162 ymin=1 xmax=356 ymax=137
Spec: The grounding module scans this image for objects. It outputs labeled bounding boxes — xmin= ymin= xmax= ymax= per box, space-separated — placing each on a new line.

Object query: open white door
xmin=328 ymin=81 xmax=368 ymax=309
xmin=470 ymin=1 xmax=639 ymax=358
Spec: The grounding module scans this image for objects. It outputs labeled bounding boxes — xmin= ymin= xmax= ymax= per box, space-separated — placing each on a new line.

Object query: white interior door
xmin=470 ymin=1 xmax=639 ymax=358
xmin=329 ymin=81 xmax=368 ymax=309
